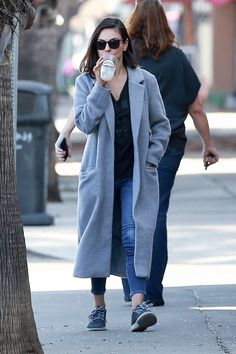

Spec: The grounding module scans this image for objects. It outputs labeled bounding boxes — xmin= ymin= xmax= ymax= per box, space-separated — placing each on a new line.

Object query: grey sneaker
xmin=87 ymin=306 xmax=107 ymax=331
xmin=131 ymin=302 xmax=157 ymax=332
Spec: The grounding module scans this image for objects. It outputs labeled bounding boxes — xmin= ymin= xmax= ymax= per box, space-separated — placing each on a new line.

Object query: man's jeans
xmin=146 ymin=146 xmax=183 ymax=301
xmin=91 ymin=176 xmax=147 ymax=297
xmin=122 ymin=146 xmax=183 ymax=301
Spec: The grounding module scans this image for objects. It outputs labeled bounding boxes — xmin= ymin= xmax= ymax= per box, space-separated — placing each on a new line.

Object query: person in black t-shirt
xmin=121 ymin=0 xmax=219 ymax=306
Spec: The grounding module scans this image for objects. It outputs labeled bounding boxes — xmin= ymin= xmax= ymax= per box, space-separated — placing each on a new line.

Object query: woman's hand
xmin=55 ymin=135 xmax=72 ymax=161
xmin=93 ymin=57 xmax=107 ymax=86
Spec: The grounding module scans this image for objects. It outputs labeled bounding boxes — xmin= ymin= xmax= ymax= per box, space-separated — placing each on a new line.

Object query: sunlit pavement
xmin=26 ymin=152 xmax=236 ymax=291
xmin=26 ymin=154 xmax=236 ymax=353
xmin=26 ymin=98 xmax=236 ymax=353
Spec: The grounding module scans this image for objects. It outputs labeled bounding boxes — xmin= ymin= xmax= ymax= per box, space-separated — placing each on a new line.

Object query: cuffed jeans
xmin=91 ymin=176 xmax=147 ymax=297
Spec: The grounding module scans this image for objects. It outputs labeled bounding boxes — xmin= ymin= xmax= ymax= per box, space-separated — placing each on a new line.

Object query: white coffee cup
xmin=100 ymin=55 xmax=117 ymax=81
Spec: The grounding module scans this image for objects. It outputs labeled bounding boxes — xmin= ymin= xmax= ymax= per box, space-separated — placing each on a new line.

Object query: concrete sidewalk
xmin=24 ymin=95 xmax=236 ymax=353
xmin=32 ymin=285 xmax=235 ymax=354
xmin=25 ymin=162 xmax=236 ymax=354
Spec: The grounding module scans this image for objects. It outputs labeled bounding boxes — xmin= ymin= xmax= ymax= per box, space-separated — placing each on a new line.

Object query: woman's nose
xmin=104 ymin=43 xmax=110 ymax=52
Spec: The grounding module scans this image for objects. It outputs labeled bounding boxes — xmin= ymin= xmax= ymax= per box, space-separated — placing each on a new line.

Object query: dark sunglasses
xmin=96 ymin=38 xmax=123 ymax=50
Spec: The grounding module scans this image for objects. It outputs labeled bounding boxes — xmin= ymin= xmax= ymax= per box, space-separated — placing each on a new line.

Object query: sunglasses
xmin=96 ymin=38 xmax=123 ymax=50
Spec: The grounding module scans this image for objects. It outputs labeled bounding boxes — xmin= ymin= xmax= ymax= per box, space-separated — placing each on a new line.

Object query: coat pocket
xmin=80 ymin=166 xmax=97 ymax=176
xmin=78 ymin=168 xmax=98 ymax=237
xmin=144 ymin=165 xmax=157 ymax=172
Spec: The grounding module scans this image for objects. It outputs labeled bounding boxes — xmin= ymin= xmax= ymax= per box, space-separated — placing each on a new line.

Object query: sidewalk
xmin=27 ymin=165 xmax=236 ymax=354
xmin=32 ymin=285 xmax=235 ymax=354
xmin=24 ymin=95 xmax=236 ymax=353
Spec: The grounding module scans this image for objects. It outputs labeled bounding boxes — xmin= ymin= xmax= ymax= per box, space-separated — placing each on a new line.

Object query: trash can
xmin=16 ymin=80 xmax=54 ymax=226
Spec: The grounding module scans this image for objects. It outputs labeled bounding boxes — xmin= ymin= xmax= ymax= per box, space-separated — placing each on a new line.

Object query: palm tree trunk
xmin=0 ymin=37 xmax=43 ymax=354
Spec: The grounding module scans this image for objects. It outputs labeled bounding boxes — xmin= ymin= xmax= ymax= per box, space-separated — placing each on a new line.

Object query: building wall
xmin=197 ymin=16 xmax=213 ymax=88
xmin=212 ymin=3 xmax=236 ymax=92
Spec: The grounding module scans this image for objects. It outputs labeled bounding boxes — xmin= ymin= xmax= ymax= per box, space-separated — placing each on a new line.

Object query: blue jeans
xmin=122 ymin=146 xmax=183 ymax=301
xmin=91 ymin=176 xmax=147 ymax=297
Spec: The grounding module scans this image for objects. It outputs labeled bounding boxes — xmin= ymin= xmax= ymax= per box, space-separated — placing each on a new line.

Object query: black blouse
xmin=111 ymin=79 xmax=134 ymax=179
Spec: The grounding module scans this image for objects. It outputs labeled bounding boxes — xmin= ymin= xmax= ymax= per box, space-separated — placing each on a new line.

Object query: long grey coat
xmin=73 ymin=67 xmax=170 ymax=279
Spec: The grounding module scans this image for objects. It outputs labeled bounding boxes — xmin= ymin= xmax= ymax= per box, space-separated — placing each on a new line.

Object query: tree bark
xmin=18 ymin=23 xmax=61 ymax=201
xmin=0 ymin=38 xmax=43 ymax=354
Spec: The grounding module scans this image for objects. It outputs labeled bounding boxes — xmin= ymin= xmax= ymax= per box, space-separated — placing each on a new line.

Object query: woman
xmin=55 ymin=17 xmax=170 ymax=332
xmin=122 ymin=0 xmax=219 ymax=306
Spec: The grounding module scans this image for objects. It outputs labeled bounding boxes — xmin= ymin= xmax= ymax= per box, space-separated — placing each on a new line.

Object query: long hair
xmin=126 ymin=0 xmax=177 ymax=59
xmin=80 ymin=17 xmax=137 ymax=76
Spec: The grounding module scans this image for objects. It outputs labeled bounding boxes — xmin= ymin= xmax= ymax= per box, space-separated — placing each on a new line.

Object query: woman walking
xmin=55 ymin=16 xmax=170 ymax=331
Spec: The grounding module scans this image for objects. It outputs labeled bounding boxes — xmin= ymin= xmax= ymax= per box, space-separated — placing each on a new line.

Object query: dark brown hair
xmin=126 ymin=0 xmax=177 ymax=59
xmin=79 ymin=17 xmax=137 ymax=76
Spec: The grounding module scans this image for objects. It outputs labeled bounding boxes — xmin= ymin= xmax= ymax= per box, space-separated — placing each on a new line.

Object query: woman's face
xmin=96 ymin=28 xmax=128 ymax=60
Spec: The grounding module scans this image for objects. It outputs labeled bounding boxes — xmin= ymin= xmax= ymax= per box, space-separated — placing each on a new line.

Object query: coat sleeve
xmin=146 ymin=74 xmax=171 ymax=166
xmin=74 ymin=75 xmax=111 ymax=134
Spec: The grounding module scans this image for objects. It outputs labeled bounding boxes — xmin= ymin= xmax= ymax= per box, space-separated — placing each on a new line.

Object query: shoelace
xmin=89 ymin=307 xmax=105 ymax=320
xmin=135 ymin=301 xmax=153 ymax=313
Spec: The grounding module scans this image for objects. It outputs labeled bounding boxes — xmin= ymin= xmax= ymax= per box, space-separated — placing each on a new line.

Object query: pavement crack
xmin=209 ymin=175 xmax=236 ymax=199
xmin=193 ymin=289 xmax=231 ymax=354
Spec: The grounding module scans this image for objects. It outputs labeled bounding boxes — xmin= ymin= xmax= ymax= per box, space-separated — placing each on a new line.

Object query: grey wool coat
xmin=73 ymin=66 xmax=170 ymax=279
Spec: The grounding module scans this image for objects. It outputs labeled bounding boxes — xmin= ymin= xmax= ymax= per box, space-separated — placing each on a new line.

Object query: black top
xmin=132 ymin=42 xmax=201 ymax=152
xmin=111 ymin=79 xmax=134 ymax=179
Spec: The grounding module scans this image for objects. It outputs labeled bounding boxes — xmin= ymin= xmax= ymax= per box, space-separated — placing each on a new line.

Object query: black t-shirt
xmin=111 ymin=79 xmax=134 ymax=179
xmin=132 ymin=42 xmax=201 ymax=152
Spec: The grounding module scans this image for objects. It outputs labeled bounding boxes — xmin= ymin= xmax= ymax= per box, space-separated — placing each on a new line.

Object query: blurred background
xmin=19 ymin=0 xmax=236 ymax=110
xmin=19 ymin=0 xmax=236 ymax=109
xmin=16 ymin=0 xmax=236 ymax=206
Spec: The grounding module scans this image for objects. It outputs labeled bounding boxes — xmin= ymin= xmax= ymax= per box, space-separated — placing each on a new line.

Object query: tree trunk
xmin=0 ymin=39 xmax=43 ymax=354
xmin=18 ymin=24 xmax=61 ymax=201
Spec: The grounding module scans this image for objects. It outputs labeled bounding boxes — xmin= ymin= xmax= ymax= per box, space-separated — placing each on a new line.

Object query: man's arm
xmin=188 ymin=94 xmax=219 ymax=168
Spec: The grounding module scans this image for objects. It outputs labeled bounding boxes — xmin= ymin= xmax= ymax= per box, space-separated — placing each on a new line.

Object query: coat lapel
xmin=102 ymin=67 xmax=145 ymax=144
xmin=105 ymin=98 xmax=115 ymax=142
xmin=90 ymin=77 xmax=115 ymax=141
xmin=128 ymin=67 xmax=145 ymax=145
